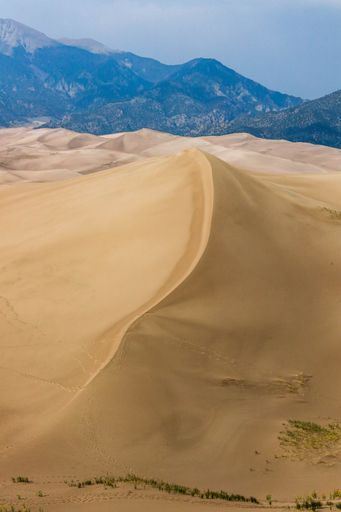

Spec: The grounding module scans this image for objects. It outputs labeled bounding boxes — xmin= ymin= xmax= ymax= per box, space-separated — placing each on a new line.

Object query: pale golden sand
xmin=0 ymin=128 xmax=340 ymax=511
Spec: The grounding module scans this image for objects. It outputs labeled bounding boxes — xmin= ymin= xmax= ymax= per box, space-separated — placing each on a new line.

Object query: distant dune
xmin=0 ymin=128 xmax=340 ymax=510
xmin=1 ymin=127 xmax=340 ymax=186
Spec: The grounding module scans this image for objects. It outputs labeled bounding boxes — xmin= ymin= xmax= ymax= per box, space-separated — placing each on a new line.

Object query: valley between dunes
xmin=0 ymin=127 xmax=341 ymax=511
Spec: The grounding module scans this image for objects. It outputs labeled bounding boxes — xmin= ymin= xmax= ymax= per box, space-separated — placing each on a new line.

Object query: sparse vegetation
xmin=294 ymin=490 xmax=341 ymax=511
xmin=295 ymin=495 xmax=323 ymax=510
xmin=66 ymin=479 xmax=95 ymax=489
xmin=7 ymin=473 xmax=341 ymax=512
xmin=331 ymin=491 xmax=341 ymax=500
xmin=0 ymin=506 xmax=32 ymax=512
xmin=65 ymin=473 xmax=259 ymax=503
xmin=279 ymin=420 xmax=341 ymax=459
xmin=322 ymin=207 xmax=341 ymax=220
xmin=11 ymin=477 xmax=31 ymax=484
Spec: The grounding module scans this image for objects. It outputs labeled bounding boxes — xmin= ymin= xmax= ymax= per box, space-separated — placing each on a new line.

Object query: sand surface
xmin=1 ymin=127 xmax=340 ymax=185
xmin=1 ymin=479 xmax=270 ymax=512
xmin=0 ymin=127 xmax=341 ymax=511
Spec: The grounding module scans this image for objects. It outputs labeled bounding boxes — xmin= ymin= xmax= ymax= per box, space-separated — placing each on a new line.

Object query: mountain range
xmin=59 ymin=58 xmax=305 ymax=137
xmin=0 ymin=20 xmax=302 ymax=129
xmin=226 ymin=89 xmax=341 ymax=148
xmin=0 ymin=18 xmax=340 ymax=148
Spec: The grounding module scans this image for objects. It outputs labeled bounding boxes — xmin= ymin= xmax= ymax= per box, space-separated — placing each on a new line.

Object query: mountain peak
xmin=182 ymin=57 xmax=232 ymax=72
xmin=172 ymin=57 xmax=242 ymax=84
xmin=0 ymin=18 xmax=56 ymax=55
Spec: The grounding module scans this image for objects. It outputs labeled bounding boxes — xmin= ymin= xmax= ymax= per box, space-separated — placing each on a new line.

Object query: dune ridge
xmin=0 ymin=148 xmax=213 ymax=456
xmin=74 ymin=149 xmax=214 ymax=394
xmin=92 ymin=153 xmax=341 ymax=499
xmin=0 ymin=129 xmax=341 ymax=507
xmin=51 ymin=151 xmax=341 ymax=499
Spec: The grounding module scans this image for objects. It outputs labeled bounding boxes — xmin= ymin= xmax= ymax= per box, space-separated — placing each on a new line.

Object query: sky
xmin=0 ymin=0 xmax=340 ymax=99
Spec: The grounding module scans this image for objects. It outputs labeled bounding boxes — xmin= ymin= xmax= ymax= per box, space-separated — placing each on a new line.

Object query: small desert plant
xmin=296 ymin=495 xmax=323 ymax=510
xmin=266 ymin=494 xmax=273 ymax=506
xmin=11 ymin=477 xmax=31 ymax=484
xmin=331 ymin=491 xmax=341 ymax=500
xmin=66 ymin=479 xmax=96 ymax=489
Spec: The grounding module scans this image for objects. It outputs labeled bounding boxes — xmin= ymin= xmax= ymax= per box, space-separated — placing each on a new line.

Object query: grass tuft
xmin=11 ymin=477 xmax=32 ymax=484
xmin=0 ymin=506 xmax=33 ymax=512
xmin=295 ymin=495 xmax=322 ymax=511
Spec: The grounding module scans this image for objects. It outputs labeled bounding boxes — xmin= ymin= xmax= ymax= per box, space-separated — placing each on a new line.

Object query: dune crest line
xmin=77 ymin=149 xmax=215 ymax=393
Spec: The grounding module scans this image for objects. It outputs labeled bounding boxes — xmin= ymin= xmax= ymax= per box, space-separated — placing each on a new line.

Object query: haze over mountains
xmin=0 ymin=19 xmax=305 ymax=134
xmin=1 ymin=18 xmax=340 ymax=148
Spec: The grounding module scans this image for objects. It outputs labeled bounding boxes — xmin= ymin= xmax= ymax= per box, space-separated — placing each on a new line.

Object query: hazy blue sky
xmin=0 ymin=0 xmax=340 ymax=99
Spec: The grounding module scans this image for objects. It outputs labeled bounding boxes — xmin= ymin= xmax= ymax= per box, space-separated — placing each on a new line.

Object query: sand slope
xmin=0 ymin=149 xmax=213 ymax=451
xmin=0 ymin=129 xmax=341 ymax=506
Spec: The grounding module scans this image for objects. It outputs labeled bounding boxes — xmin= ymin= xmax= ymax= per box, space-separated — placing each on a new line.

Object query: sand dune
xmin=0 ymin=127 xmax=141 ymax=184
xmin=1 ymin=127 xmax=340 ymax=186
xmin=0 ymin=149 xmax=212 ymax=446
xmin=0 ymin=128 xmax=341 ymax=510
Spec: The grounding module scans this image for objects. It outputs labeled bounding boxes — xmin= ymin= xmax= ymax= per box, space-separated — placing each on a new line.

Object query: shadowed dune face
xmin=0 ymin=128 xmax=341 ymax=502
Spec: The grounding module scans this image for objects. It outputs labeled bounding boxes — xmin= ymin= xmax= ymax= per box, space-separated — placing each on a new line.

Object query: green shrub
xmin=266 ymin=494 xmax=273 ymax=506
